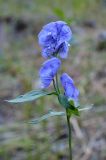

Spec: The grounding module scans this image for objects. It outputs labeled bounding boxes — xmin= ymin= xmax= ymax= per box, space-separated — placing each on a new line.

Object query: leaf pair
xmin=6 ymin=90 xmax=93 ymax=124
xmin=6 ymin=90 xmax=65 ymax=124
xmin=29 ymin=104 xmax=93 ymax=124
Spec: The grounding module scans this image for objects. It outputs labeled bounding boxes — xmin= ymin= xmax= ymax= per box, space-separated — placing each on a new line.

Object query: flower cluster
xmin=38 ymin=21 xmax=79 ymax=104
xmin=38 ymin=21 xmax=72 ymax=59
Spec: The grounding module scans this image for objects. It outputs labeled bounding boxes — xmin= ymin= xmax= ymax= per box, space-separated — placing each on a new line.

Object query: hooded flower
xmin=38 ymin=21 xmax=72 ymax=59
xmin=60 ymin=73 xmax=79 ymax=103
xmin=39 ymin=58 xmax=61 ymax=88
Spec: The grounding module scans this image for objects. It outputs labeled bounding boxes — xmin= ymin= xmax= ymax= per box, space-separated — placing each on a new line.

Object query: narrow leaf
xmin=79 ymin=105 xmax=93 ymax=111
xmin=6 ymin=90 xmax=56 ymax=103
xmin=29 ymin=111 xmax=65 ymax=124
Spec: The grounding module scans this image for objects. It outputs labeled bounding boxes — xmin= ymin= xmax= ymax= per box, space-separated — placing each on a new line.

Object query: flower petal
xmin=60 ymin=73 xmax=79 ymax=103
xmin=42 ymin=47 xmax=55 ymax=58
xmin=64 ymin=83 xmax=75 ymax=98
xmin=39 ymin=58 xmax=61 ymax=88
xmin=58 ymin=42 xmax=69 ymax=59
xmin=60 ymin=73 xmax=74 ymax=87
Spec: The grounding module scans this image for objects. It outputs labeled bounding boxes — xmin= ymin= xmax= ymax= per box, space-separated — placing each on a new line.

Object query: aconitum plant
xmin=7 ymin=21 xmax=91 ymax=160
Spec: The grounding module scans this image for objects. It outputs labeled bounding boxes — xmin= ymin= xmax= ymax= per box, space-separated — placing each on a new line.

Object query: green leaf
xmin=66 ymin=106 xmax=80 ymax=117
xmin=79 ymin=105 xmax=93 ymax=111
xmin=66 ymin=18 xmax=73 ymax=25
xmin=29 ymin=110 xmax=65 ymax=124
xmin=6 ymin=90 xmax=56 ymax=103
xmin=53 ymin=8 xmax=65 ymax=20
xmin=69 ymin=99 xmax=75 ymax=107
xmin=58 ymin=94 xmax=70 ymax=108
xmin=53 ymin=8 xmax=73 ymax=25
xmin=70 ymin=107 xmax=79 ymax=116
xmin=58 ymin=94 xmax=80 ymax=117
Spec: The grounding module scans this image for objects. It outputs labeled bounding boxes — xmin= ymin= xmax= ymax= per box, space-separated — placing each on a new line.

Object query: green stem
xmin=53 ymin=79 xmax=58 ymax=94
xmin=53 ymin=74 xmax=60 ymax=95
xmin=55 ymin=73 xmax=60 ymax=94
xmin=66 ymin=109 xmax=72 ymax=160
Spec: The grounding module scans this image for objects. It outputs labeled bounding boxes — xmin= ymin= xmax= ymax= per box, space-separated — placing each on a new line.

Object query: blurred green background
xmin=0 ymin=0 xmax=106 ymax=160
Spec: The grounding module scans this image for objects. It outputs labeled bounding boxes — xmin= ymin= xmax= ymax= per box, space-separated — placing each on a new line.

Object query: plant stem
xmin=66 ymin=109 xmax=72 ymax=160
xmin=53 ymin=74 xmax=60 ymax=95
xmin=55 ymin=73 xmax=60 ymax=94
xmin=53 ymin=79 xmax=58 ymax=94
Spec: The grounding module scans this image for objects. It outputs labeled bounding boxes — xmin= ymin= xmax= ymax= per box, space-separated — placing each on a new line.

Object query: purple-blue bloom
xmin=39 ymin=58 xmax=61 ymax=88
xmin=60 ymin=73 xmax=79 ymax=103
xmin=38 ymin=21 xmax=72 ymax=59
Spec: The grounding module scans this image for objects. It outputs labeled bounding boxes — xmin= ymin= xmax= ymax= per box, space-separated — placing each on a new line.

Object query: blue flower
xmin=38 ymin=21 xmax=72 ymax=59
xmin=60 ymin=73 xmax=79 ymax=102
xmin=39 ymin=58 xmax=61 ymax=88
